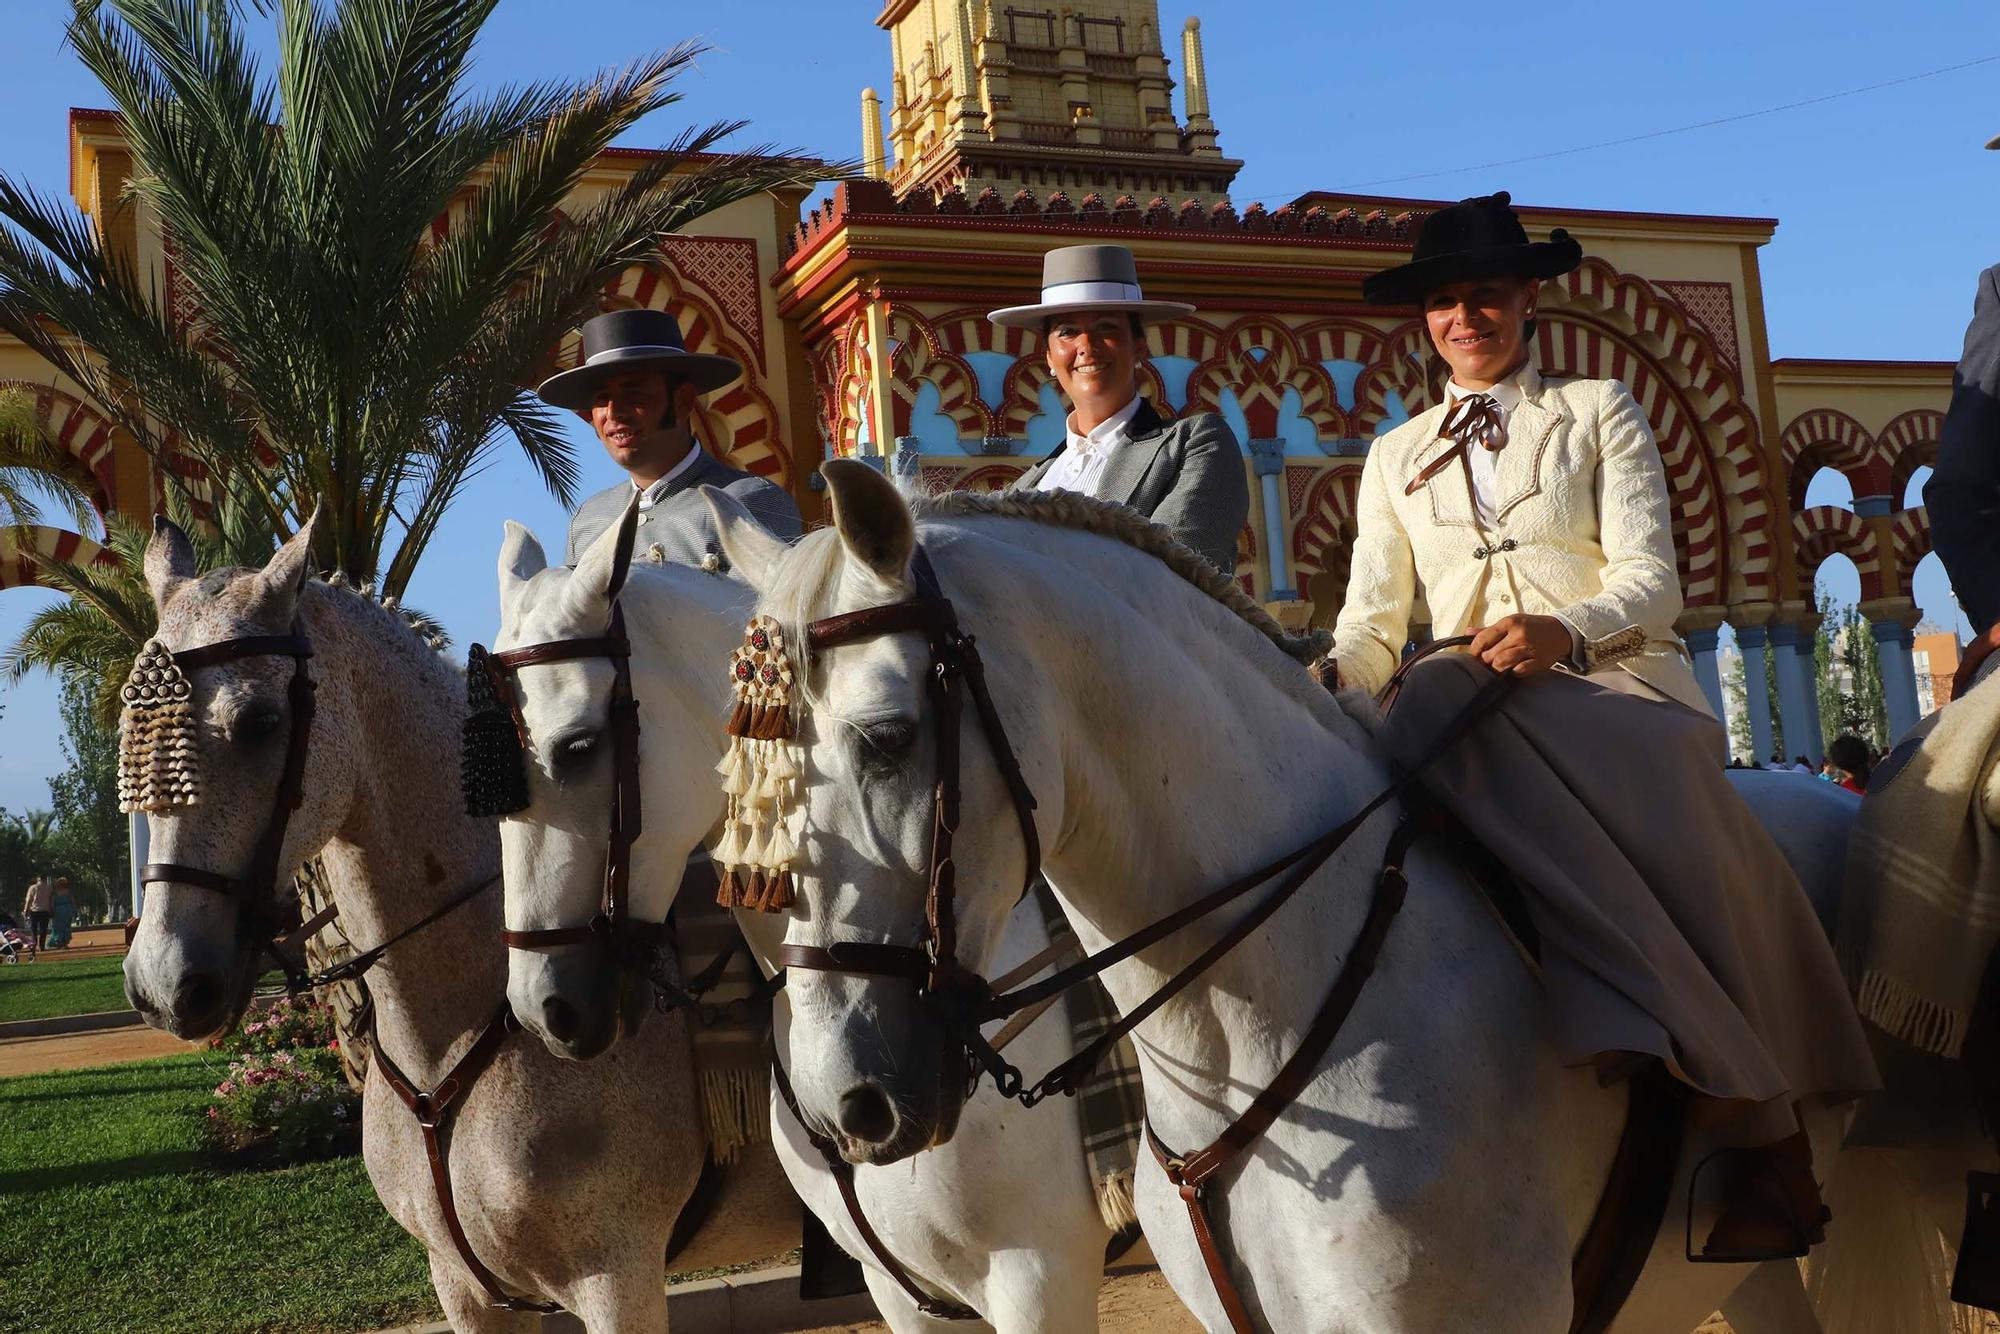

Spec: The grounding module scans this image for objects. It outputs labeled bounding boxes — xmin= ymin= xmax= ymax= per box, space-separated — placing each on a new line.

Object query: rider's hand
xmin=1955 ymin=620 xmax=2000 ymax=700
xmin=1467 ymin=613 xmax=1572 ymax=676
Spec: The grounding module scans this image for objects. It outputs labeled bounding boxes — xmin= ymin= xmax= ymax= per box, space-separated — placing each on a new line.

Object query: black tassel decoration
xmin=462 ymin=644 xmax=529 ymax=816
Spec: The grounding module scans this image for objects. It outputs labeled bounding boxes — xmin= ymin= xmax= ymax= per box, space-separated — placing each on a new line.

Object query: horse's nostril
xmin=174 ymin=973 xmax=222 ymax=1024
xmin=837 ymin=1084 xmax=897 ymax=1142
xmin=542 ymin=996 xmax=582 ymax=1043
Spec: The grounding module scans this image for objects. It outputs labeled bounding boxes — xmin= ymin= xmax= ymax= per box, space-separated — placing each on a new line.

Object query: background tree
xmin=1723 ymin=650 xmax=1752 ymax=760
xmin=0 ymin=807 xmax=55 ymax=914
xmin=43 ymin=676 xmax=126 ymax=919
xmin=0 ymin=0 xmax=825 ymax=595
xmin=1817 ymin=598 xmax=1890 ymax=750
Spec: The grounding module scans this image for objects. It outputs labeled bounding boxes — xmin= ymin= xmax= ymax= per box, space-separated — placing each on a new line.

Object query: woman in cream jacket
xmin=1333 ymin=191 xmax=1874 ymax=1265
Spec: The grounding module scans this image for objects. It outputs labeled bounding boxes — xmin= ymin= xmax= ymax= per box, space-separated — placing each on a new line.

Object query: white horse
xmin=489 ymin=507 xmax=1117 ymax=1332
xmin=121 ymin=515 xmax=706 ymax=1332
xmin=706 ymin=461 xmax=1864 ymax=1334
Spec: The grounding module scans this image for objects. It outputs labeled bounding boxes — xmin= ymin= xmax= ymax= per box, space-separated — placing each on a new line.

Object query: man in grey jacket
xmin=1930 ymin=260 xmax=2000 ymax=695
xmin=991 ymin=244 xmax=1248 ymax=575
xmin=540 ymin=308 xmax=800 ymax=567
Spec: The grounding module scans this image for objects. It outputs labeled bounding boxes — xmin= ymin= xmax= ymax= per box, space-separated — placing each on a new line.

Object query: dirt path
xmin=0 ymin=1023 xmax=193 ymax=1077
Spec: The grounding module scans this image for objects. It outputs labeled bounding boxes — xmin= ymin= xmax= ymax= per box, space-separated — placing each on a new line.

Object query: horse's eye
xmin=553 ymin=734 xmax=599 ymax=775
xmin=861 ymin=719 xmax=918 ymax=760
xmin=233 ymin=705 xmax=284 ymax=747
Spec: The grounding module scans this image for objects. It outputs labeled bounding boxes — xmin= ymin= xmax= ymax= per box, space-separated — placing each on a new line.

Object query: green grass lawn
xmin=0 ymin=1052 xmax=439 ymax=1333
xmin=0 ymin=955 xmax=132 ymax=1024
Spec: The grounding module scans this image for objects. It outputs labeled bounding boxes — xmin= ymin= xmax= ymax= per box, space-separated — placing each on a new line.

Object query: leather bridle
xmin=483 ymin=605 xmax=670 ymax=964
xmin=777 ymin=548 xmax=1042 ymax=1049
xmin=139 ymin=622 xmax=322 ymax=975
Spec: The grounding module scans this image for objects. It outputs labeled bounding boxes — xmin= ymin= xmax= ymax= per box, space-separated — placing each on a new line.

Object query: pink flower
xmin=217 ymin=1081 xmax=236 ymax=1096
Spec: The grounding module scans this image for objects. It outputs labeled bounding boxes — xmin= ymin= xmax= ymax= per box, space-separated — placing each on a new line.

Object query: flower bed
xmin=203 ymin=994 xmax=360 ymax=1168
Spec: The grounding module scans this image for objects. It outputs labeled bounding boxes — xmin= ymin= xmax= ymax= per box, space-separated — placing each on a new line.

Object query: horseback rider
xmin=1929 ymin=256 xmax=2000 ymax=696
xmin=1331 ymin=192 xmax=1880 ymax=1262
xmin=539 ymin=308 xmax=801 ymax=568
xmin=991 ymin=244 xmax=1249 ymax=575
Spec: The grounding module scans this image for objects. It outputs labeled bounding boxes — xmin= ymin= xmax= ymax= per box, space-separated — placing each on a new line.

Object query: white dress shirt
xmin=634 ymin=442 xmax=705 ymax=509
xmin=1036 ymin=394 xmax=1144 ymax=496
xmin=1444 ymin=366 xmax=1583 ymax=661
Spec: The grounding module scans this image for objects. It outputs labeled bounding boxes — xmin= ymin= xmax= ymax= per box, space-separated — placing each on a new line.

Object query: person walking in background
xmin=1792 ymin=755 xmax=1813 ymax=774
xmin=1828 ymin=735 xmax=1871 ymax=794
xmin=47 ymin=878 xmax=75 ymax=950
xmin=21 ymin=875 xmax=53 ymax=951
xmin=1928 ymin=261 xmax=2000 ymax=697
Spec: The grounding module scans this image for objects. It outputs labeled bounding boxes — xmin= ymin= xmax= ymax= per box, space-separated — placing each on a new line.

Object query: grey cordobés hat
xmin=536 ymin=309 xmax=742 ymax=410
xmin=987 ymin=243 xmax=1197 ymax=329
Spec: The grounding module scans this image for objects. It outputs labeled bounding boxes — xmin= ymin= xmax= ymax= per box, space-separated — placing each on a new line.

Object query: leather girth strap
xmin=1567 ymin=1071 xmax=1685 ymax=1334
xmin=370 ymin=1003 xmax=560 ymax=1314
xmin=1143 ymin=815 xmax=1421 ymax=1334
xmin=770 ymin=1054 xmax=979 ymax=1321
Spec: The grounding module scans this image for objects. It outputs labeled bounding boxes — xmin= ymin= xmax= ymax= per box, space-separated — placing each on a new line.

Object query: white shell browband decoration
xmin=715 ymin=615 xmax=804 ymax=912
xmin=118 ymin=639 xmax=199 ymax=813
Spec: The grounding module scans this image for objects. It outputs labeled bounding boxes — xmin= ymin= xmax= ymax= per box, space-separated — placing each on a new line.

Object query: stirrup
xmin=1682 ymin=1147 xmax=1827 ymax=1265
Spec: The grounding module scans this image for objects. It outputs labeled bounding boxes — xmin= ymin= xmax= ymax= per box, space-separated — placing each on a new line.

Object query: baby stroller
xmin=0 ymin=911 xmax=34 ymax=964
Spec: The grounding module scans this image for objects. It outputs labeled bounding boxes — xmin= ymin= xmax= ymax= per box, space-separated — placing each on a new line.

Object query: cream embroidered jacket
xmin=1332 ymin=367 xmax=1708 ymax=714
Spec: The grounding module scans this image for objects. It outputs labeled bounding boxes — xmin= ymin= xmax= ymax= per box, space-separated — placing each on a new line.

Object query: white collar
xmin=1064 ymin=393 xmax=1144 ymax=452
xmin=633 ymin=442 xmax=704 ymax=506
xmin=1446 ymin=361 xmax=1539 ymax=414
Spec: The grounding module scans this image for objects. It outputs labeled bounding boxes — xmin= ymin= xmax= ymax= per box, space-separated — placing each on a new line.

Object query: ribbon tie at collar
xmin=1406 ymin=392 xmax=1507 ymax=496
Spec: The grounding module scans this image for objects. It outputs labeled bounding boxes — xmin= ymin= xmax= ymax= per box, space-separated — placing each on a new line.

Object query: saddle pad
xmin=674 ymin=856 xmax=771 ymax=1163
xmin=1037 ymin=884 xmax=1145 ymax=1229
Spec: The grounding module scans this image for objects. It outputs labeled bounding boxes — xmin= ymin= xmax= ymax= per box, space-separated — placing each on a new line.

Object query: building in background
xmin=1913 ymin=621 xmax=1964 ymax=716
xmin=0 ymin=0 xmax=1954 ymax=764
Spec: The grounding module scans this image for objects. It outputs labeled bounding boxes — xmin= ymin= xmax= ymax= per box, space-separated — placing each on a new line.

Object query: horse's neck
xmin=622 ymin=567 xmax=751 ymax=881
xmin=968 ymin=535 xmax=1386 ymax=1078
xmin=312 ymin=597 xmax=503 ymax=1076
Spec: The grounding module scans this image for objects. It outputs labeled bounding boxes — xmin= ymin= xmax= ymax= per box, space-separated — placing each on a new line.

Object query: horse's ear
xmin=705 ymin=485 xmax=790 ymax=594
xmin=498 ymin=520 xmax=548 ymax=613
xmin=254 ymin=504 xmax=323 ymax=615
xmin=566 ymin=493 xmax=639 ymax=622
xmin=823 ymin=458 xmax=913 ymax=585
xmin=143 ymin=514 xmax=198 ymax=611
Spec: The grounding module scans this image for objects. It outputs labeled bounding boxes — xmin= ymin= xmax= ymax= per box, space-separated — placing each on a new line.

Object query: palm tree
xmin=0 ymin=387 xmax=100 ymax=531
xmin=0 ymin=0 xmax=826 ymax=596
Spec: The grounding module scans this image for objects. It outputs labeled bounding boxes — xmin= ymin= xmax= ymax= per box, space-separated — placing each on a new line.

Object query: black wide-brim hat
xmin=536 ymin=308 xmax=741 ymax=410
xmin=1362 ymin=191 xmax=1583 ymax=307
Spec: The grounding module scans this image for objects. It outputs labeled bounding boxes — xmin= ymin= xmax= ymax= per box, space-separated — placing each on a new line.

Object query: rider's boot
xmin=1699 ymin=1128 xmax=1830 ymax=1262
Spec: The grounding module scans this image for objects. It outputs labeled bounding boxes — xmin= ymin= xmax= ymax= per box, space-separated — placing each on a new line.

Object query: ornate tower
xmin=873 ymin=0 xmax=1240 ymax=202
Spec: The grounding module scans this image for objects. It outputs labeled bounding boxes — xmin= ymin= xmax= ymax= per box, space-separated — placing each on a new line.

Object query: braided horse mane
xmin=908 ymin=486 xmax=1334 ymax=665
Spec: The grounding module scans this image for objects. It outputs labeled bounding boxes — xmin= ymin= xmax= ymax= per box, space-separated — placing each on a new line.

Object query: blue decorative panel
xmin=962 ymin=351 xmax=1015 ymax=413
xmin=1277 ymin=386 xmax=1318 ymax=454
xmin=1022 ymin=380 xmax=1067 ymax=456
xmin=1321 ymin=359 xmax=1364 ymax=411
xmin=1150 ymin=354 xmax=1197 ymax=412
xmin=1375 ymin=389 xmax=1410 ymax=435
xmin=907 ymin=381 xmax=969 ymax=455
xmin=1217 ymin=387 xmax=1252 ymax=454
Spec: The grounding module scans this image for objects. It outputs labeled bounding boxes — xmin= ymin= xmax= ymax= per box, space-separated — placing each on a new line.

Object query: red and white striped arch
xmin=1778 ymin=408 xmax=1880 ymax=507
xmin=1879 ymin=409 xmax=1944 ymax=503
xmin=1889 ymin=507 xmax=1933 ymax=599
xmin=1793 ymin=505 xmax=1885 ymax=602
xmin=1 ymin=382 xmax=119 ymax=515
xmin=0 ymin=525 xmax=117 ymax=592
xmin=1288 ymin=463 xmax=1363 ymax=620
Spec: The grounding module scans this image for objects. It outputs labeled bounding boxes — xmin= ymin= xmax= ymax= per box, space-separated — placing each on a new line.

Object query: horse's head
xmin=125 ymin=511 xmax=359 ymax=1040
xmin=713 ymin=461 xmax=1047 ymax=1164
xmin=492 ymin=500 xmax=670 ymax=1059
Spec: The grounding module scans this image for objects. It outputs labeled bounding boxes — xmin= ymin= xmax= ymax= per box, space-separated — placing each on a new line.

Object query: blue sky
xmin=2 ymin=0 xmax=1998 ymax=812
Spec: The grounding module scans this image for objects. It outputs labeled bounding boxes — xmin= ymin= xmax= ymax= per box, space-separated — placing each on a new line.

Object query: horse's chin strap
xmin=490 ymin=604 xmax=670 ymax=967
xmin=140 ymin=622 xmax=318 ymax=981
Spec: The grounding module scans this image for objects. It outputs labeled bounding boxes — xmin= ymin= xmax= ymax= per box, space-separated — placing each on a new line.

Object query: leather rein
xmin=784 ymin=548 xmax=1513 ymax=1333
xmin=483 ymin=604 xmax=670 ymax=965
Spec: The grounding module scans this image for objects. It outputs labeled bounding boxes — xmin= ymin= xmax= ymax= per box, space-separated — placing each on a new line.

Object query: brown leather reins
xmin=785 ymin=549 xmax=1515 ymax=1332
xmin=481 ymin=605 xmax=670 ymax=965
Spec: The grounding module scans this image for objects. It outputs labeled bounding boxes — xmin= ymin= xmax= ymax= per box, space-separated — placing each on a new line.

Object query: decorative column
xmin=1735 ymin=624 xmax=1777 ymax=763
xmin=948 ymin=0 xmax=987 ymax=139
xmin=860 ymin=88 xmax=886 ymax=180
xmin=1682 ymin=626 xmax=1726 ymax=724
xmin=1180 ymin=18 xmax=1220 ymax=155
xmin=1768 ymin=620 xmax=1811 ymax=763
xmin=1791 ymin=612 xmax=1826 ymax=763
xmin=1248 ymin=439 xmax=1293 ymax=599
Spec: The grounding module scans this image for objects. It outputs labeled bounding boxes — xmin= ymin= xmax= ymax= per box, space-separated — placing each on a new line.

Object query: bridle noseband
xmin=140 ymin=622 xmax=319 ymax=958
xmin=777 ymin=548 xmax=1041 ymax=1044
xmin=481 ymin=605 xmax=667 ymax=962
